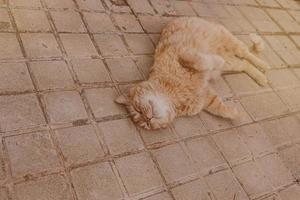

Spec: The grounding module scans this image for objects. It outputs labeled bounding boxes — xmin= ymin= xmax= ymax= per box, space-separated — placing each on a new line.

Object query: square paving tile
xmin=257 ymin=154 xmax=294 ymax=188
xmin=115 ymin=152 xmax=163 ymax=196
xmin=44 ymin=0 xmax=75 ymax=8
xmin=98 ymin=119 xmax=144 ymax=155
xmin=30 ymin=60 xmax=75 ymax=90
xmin=9 ymin=0 xmax=41 ymax=7
xmin=239 ymin=6 xmax=281 ymax=33
xmin=240 ymin=92 xmax=289 ymax=121
xmin=0 ymin=62 xmax=34 ymax=93
xmin=278 ymin=145 xmax=300 ymax=179
xmin=124 ymin=33 xmax=155 ymax=54
xmin=152 ymin=143 xmax=196 ymax=184
xmin=138 ymin=16 xmax=173 ymax=33
xmin=267 ymin=69 xmax=300 ymax=89
xmin=76 ymin=0 xmax=104 ymax=11
xmin=127 ymin=0 xmax=155 ymax=14
xmin=173 ymin=115 xmax=207 ymax=138
xmin=199 ymin=111 xmax=232 ymax=132
xmin=5 ymin=131 xmax=61 ymax=177
xmin=256 ymin=0 xmax=280 ymax=7
xmin=43 ymin=91 xmax=88 ymax=124
xmin=106 ymin=57 xmax=143 ymax=82
xmin=0 ymin=188 xmax=8 ymax=200
xmin=14 ymin=174 xmax=73 ymax=200
xmin=267 ymin=9 xmax=300 ymax=33
xmin=94 ymin=34 xmax=128 ymax=57
xmin=55 ymin=125 xmax=104 ymax=167
xmin=185 ymin=137 xmax=227 ymax=175
xmin=71 ymin=59 xmax=111 ymax=84
xmin=21 ymin=33 xmax=61 ymax=58
xmin=279 ymin=185 xmax=300 ymax=200
xmin=233 ymin=161 xmax=272 ymax=199
xmin=113 ymin=13 xmax=143 ymax=33
xmin=212 ymin=129 xmax=251 ymax=165
xmin=171 ymin=1 xmax=196 ymax=16
xmin=0 ymin=33 xmax=23 ymax=59
xmin=71 ymin=162 xmax=123 ymax=200
xmin=150 ymin=0 xmax=176 ymax=16
xmin=171 ymin=179 xmax=213 ymax=200
xmin=206 ymin=170 xmax=249 ymax=200
xmin=83 ymin=12 xmax=116 ymax=33
xmin=134 ymin=55 xmax=153 ymax=78
xmin=140 ymin=127 xmax=177 ymax=147
xmin=0 ymin=9 xmax=13 ymax=32
xmin=144 ymin=192 xmax=172 ymax=200
xmin=60 ymin=33 xmax=98 ymax=58
xmin=85 ymin=87 xmax=125 ymax=118
xmin=51 ymin=11 xmax=86 ymax=33
xmin=277 ymin=87 xmax=300 ymax=111
xmin=0 ymin=94 xmax=46 ymax=132
xmin=12 ymin=9 xmax=51 ymax=32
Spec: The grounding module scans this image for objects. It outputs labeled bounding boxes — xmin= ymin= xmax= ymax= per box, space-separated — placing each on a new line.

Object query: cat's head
xmin=115 ymin=81 xmax=176 ymax=130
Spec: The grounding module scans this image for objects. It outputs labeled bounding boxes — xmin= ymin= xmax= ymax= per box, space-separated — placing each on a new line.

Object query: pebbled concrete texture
xmin=0 ymin=0 xmax=300 ymax=199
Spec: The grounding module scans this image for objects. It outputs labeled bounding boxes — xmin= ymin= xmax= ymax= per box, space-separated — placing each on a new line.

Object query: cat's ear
xmin=115 ymin=94 xmax=130 ymax=105
xmin=201 ymin=54 xmax=225 ymax=70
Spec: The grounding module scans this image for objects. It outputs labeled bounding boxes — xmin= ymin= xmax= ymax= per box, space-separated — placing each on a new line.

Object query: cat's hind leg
xmin=203 ymin=87 xmax=239 ymax=119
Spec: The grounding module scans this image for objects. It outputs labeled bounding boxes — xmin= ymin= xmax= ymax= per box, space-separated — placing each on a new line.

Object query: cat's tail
xmin=249 ymin=33 xmax=265 ymax=53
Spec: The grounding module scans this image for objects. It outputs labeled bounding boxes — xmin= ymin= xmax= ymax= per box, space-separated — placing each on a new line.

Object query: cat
xmin=115 ymin=17 xmax=269 ymax=130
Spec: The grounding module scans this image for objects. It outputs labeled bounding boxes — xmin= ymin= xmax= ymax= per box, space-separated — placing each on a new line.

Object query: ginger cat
xmin=115 ymin=17 xmax=269 ymax=130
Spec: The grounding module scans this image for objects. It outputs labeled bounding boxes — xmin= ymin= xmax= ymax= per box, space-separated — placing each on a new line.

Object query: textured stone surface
xmin=1 ymin=1 xmax=300 ymax=199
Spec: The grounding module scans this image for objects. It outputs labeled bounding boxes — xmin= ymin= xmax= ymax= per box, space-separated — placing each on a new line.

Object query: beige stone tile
xmin=206 ymin=170 xmax=248 ymax=200
xmin=171 ymin=1 xmax=196 ymax=16
xmin=106 ymin=57 xmax=143 ymax=82
xmin=94 ymin=34 xmax=128 ymax=56
xmin=98 ymin=119 xmax=144 ymax=155
xmin=55 ymin=125 xmax=104 ymax=167
xmin=51 ymin=11 xmax=86 ymax=33
xmin=239 ymin=7 xmax=281 ymax=33
xmin=9 ymin=0 xmax=41 ymax=7
xmin=14 ymin=174 xmax=72 ymax=200
xmin=278 ymin=145 xmax=300 ymax=179
xmin=267 ymin=9 xmax=300 ymax=33
xmin=43 ymin=91 xmax=88 ymax=124
xmin=173 ymin=115 xmax=207 ymax=139
xmin=276 ymin=0 xmax=300 ymax=9
xmin=138 ymin=16 xmax=173 ymax=33
xmin=171 ymin=179 xmax=213 ymax=200
xmin=13 ymin=9 xmax=50 ymax=32
xmin=76 ymin=0 xmax=105 ymax=11
xmin=150 ymin=0 xmax=176 ymax=16
xmin=71 ymin=59 xmax=111 ymax=84
xmin=71 ymin=162 xmax=123 ymax=200
xmin=143 ymin=192 xmax=172 ymax=200
xmin=0 ymin=9 xmax=13 ymax=32
xmin=225 ymin=99 xmax=253 ymax=126
xmin=267 ymin=69 xmax=300 ymax=89
xmin=257 ymin=154 xmax=294 ymax=188
xmin=186 ymin=137 xmax=227 ymax=175
xmin=134 ymin=55 xmax=153 ymax=78
xmin=240 ymin=92 xmax=289 ymax=121
xmin=5 ymin=131 xmax=61 ymax=177
xmin=127 ymin=0 xmax=155 ymax=14
xmin=0 ymin=63 xmax=34 ymax=93
xmin=0 ymin=188 xmax=8 ymax=200
xmin=199 ymin=111 xmax=233 ymax=132
xmin=225 ymin=73 xmax=270 ymax=95
xmin=44 ymin=0 xmax=75 ymax=8
xmin=0 ymin=33 xmax=23 ymax=59
xmin=279 ymin=185 xmax=300 ymax=200
xmin=291 ymin=35 xmax=300 ymax=48
xmin=233 ymin=161 xmax=272 ymax=199
xmin=211 ymin=77 xmax=232 ymax=97
xmin=85 ymin=87 xmax=125 ymax=118
xmin=140 ymin=128 xmax=177 ymax=147
xmin=231 ymin=0 xmax=258 ymax=5
xmin=0 ymin=94 xmax=46 ymax=131
xmin=238 ymin=124 xmax=275 ymax=156
xmin=277 ymin=87 xmax=300 ymax=111
xmin=113 ymin=14 xmax=143 ymax=33
xmin=21 ymin=33 xmax=61 ymax=58
xmin=124 ymin=33 xmax=155 ymax=54
xmin=152 ymin=143 xmax=196 ymax=184
xmin=264 ymin=35 xmax=300 ymax=67
xmin=293 ymin=68 xmax=300 ymax=80
xmin=30 ymin=60 xmax=75 ymax=90
xmin=213 ymin=129 xmax=251 ymax=165
xmin=83 ymin=12 xmax=116 ymax=33
xmin=60 ymin=33 xmax=98 ymax=58
xmin=256 ymin=0 xmax=280 ymax=7
xmin=115 ymin=152 xmax=163 ymax=196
